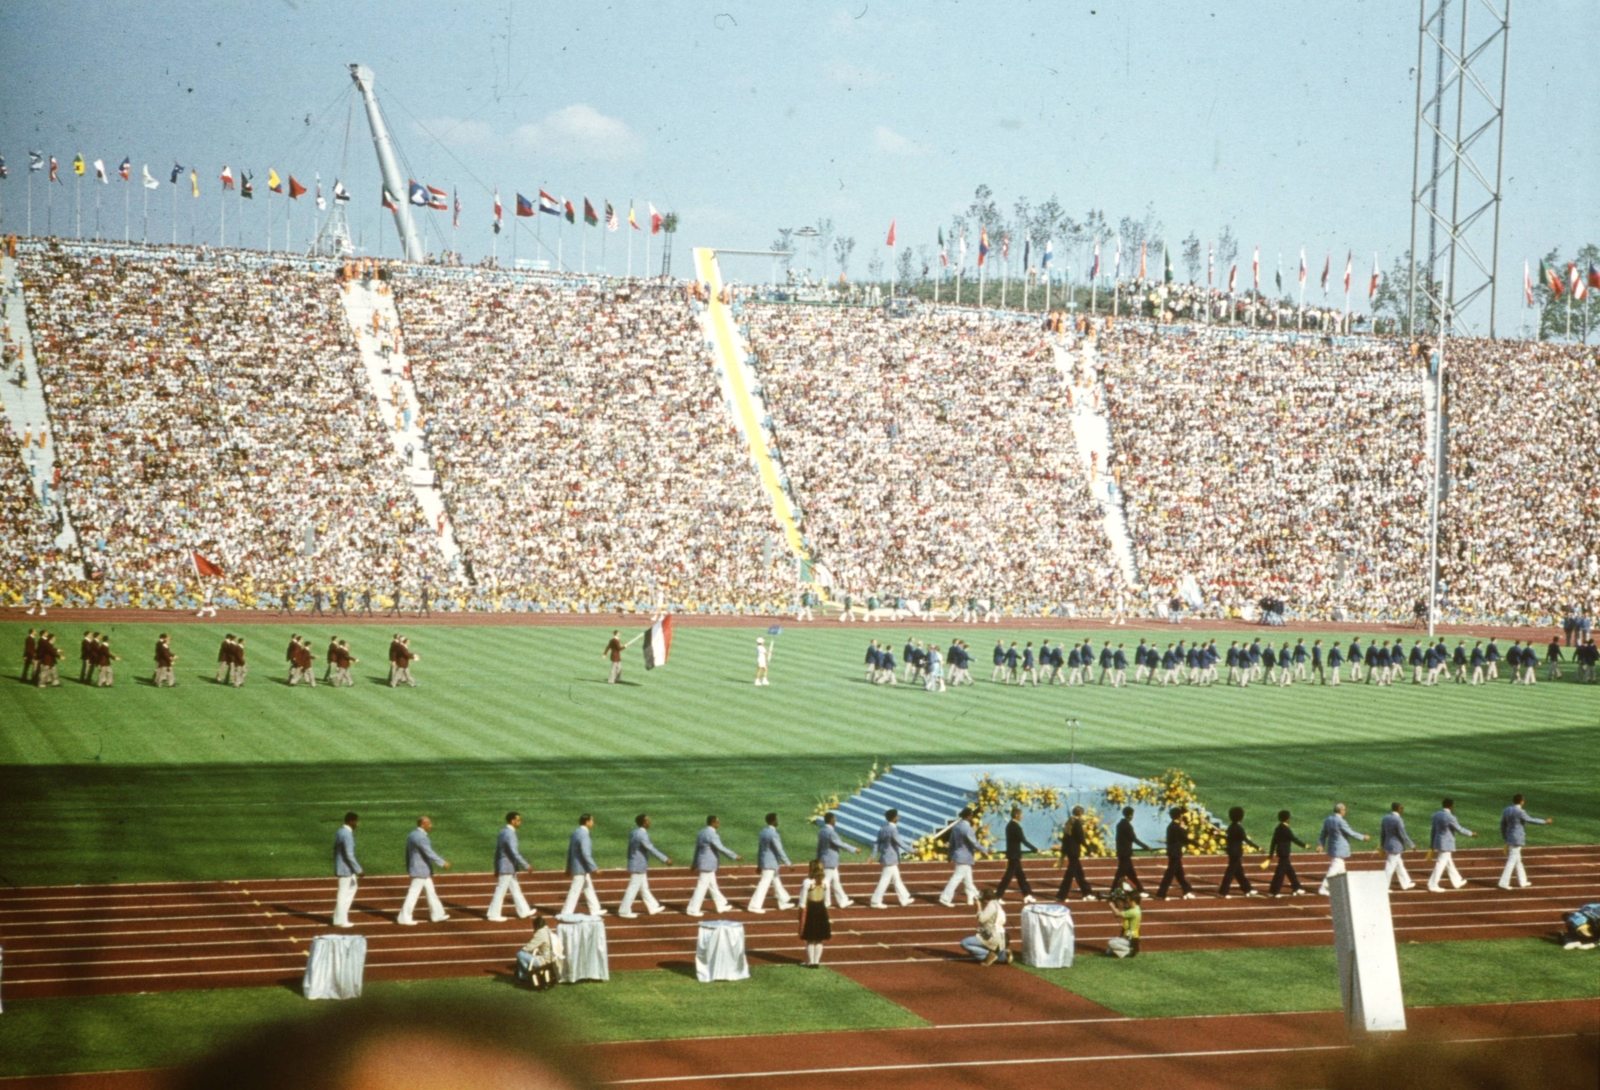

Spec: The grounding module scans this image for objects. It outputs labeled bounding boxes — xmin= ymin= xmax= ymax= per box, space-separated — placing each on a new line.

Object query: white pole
xmin=124 ymin=179 xmax=130 ymax=243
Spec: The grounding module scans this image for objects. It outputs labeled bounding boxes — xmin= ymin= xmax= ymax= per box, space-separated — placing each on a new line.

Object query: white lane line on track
xmin=601 ymin=1034 xmax=1587 ymax=1084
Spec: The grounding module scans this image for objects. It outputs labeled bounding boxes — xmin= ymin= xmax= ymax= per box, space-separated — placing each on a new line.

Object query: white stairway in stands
xmin=338 ymin=280 xmax=461 ymax=565
xmin=1053 ymin=336 xmax=1140 ymax=589
xmin=1 ymin=255 xmax=84 ymax=575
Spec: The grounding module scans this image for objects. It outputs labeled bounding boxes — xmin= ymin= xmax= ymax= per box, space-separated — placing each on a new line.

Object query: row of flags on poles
xmin=500 ymin=189 xmax=664 ymax=237
xmin=1528 ymin=259 xmax=1598 ymax=304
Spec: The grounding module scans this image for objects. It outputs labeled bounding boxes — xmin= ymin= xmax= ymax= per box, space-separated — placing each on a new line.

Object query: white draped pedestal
xmin=1020 ymin=903 xmax=1075 ymax=968
xmin=303 ymin=933 xmax=367 ymax=1000
xmin=695 ymin=920 xmax=750 ymax=982
xmin=557 ymin=913 xmax=610 ymax=984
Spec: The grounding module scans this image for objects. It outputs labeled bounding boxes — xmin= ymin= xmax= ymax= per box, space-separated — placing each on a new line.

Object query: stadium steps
xmin=828 ymin=768 xmax=972 ymax=846
xmin=1055 ymin=337 xmax=1141 ymax=589
xmin=0 ymin=253 xmax=85 ymax=575
xmin=339 ymin=280 xmax=461 ymax=565
xmin=692 ymin=247 xmax=809 ymax=567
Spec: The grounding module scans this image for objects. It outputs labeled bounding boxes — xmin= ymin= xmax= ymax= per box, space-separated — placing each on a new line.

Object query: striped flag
xmin=606 ymin=201 xmax=618 ymax=231
xmin=643 ymin=614 xmax=673 ymax=670
xmin=1524 ymin=261 xmax=1533 ymax=307
xmin=1368 ymin=253 xmax=1380 ymax=299
xmin=1540 ymin=259 xmax=1563 ymax=297
xmin=1572 ymin=262 xmax=1588 ymax=302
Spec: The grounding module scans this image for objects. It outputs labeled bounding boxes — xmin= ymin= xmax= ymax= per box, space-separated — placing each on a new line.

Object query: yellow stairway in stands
xmin=693 ymin=247 xmax=808 ymax=563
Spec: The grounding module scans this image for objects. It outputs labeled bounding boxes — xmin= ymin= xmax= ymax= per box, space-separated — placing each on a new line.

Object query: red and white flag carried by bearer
xmin=192 ymin=551 xmax=224 ymax=579
xmin=642 ymin=614 xmax=672 ymax=670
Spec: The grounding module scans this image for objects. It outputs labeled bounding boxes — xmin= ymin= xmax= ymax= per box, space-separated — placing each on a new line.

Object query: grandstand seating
xmin=2 ymin=240 xmax=1595 ymax=622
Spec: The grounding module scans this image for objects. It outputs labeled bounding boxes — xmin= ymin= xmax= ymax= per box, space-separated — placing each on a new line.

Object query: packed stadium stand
xmin=17 ymin=242 xmax=438 ymax=606
xmin=396 ymin=273 xmax=792 ymax=612
xmin=745 ymin=305 xmax=1120 ymax=610
xmin=2 ymin=240 xmax=1596 ymax=622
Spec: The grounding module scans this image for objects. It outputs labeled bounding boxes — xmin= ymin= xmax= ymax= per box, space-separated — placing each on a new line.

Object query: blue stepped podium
xmin=821 ymin=763 xmax=1169 ymax=852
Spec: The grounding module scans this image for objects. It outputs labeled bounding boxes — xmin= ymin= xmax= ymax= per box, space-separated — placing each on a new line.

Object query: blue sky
xmin=1 ymin=1 xmax=1593 ymax=328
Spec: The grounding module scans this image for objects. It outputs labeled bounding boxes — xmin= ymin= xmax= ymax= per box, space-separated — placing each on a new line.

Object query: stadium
xmin=1 ymin=5 xmax=1597 ymax=1089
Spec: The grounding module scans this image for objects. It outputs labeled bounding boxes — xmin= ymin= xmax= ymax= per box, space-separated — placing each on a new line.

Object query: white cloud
xmin=513 ymin=104 xmax=643 ymax=162
xmin=873 ymin=125 xmax=926 ymax=157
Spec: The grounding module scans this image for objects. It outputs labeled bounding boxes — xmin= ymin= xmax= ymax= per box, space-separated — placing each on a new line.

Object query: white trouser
xmin=1317 ymin=856 xmax=1346 ymax=895
xmin=1498 ymin=846 xmax=1528 ymax=888
xmin=562 ymin=872 xmax=602 ymax=915
xmin=620 ymin=872 xmax=663 ymax=915
xmin=488 ymin=873 xmax=532 ymax=920
xmin=941 ymin=863 xmax=978 ymax=905
xmin=1383 ymin=853 xmax=1415 ymax=890
xmin=333 ymin=875 xmax=359 ymax=926
xmin=872 ymin=864 xmax=912 ymax=907
xmin=748 ymin=868 xmax=794 ymax=911
xmin=823 ymin=866 xmax=853 ymax=907
xmin=687 ymin=870 xmax=730 ymax=914
xmin=1428 ymin=851 xmax=1464 ymax=890
xmin=398 ymin=876 xmax=446 ymax=923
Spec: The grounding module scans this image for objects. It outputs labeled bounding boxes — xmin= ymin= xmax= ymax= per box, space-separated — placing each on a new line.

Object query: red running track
xmin=1 ymin=847 xmax=1594 ymax=1001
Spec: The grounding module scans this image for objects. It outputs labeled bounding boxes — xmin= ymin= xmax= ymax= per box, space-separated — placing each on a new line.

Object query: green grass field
xmin=1 ymin=620 xmax=1595 ymax=886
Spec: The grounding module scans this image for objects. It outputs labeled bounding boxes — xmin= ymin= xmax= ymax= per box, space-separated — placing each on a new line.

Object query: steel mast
xmin=349 ymin=63 xmax=423 ymax=262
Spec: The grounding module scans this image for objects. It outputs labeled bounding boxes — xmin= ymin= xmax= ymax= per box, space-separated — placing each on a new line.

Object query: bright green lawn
xmin=1 ymin=622 xmax=1595 ymax=885
xmin=1026 ymin=937 xmax=1600 ymax=1017
xmin=0 ymin=965 xmax=925 ymax=1078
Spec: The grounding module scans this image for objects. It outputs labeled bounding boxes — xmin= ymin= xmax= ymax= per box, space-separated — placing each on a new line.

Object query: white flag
xmin=141 ymin=164 xmax=159 ymax=190
xmin=315 ymin=173 xmax=326 ymax=210
xmin=93 ymin=159 xmax=108 ymax=183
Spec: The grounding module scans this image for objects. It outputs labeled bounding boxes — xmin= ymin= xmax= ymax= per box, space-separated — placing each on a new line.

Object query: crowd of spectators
xmin=1441 ymin=339 xmax=1599 ymax=622
xmin=3 ymin=240 xmax=1593 ymax=622
xmin=16 ymin=241 xmax=437 ymax=607
xmin=1096 ymin=326 xmax=1432 ymax=621
xmin=396 ymin=274 xmax=792 ymax=612
xmin=745 ymin=305 xmax=1121 ymax=612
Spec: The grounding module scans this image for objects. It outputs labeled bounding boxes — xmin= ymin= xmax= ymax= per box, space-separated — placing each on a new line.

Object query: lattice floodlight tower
xmin=1407 ymin=0 xmax=1510 ymax=636
xmin=350 ymin=63 xmax=424 ymax=263
xmin=1407 ymin=0 xmax=1510 ymax=339
xmin=311 ymin=199 xmax=355 ymax=258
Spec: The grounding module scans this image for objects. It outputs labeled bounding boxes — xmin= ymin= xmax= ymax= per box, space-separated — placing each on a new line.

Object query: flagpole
xmin=171 ymin=180 xmax=178 ymax=246
xmin=601 ymin=213 xmax=607 ymax=275
xmin=627 ymin=215 xmax=632 ymax=278
xmin=26 ymin=170 xmax=32 ymax=237
xmin=75 ymin=172 xmax=81 ymax=239
xmin=124 ymin=178 xmax=130 ymax=242
xmin=979 ymin=258 xmax=985 ymax=307
xmin=581 ymin=224 xmax=586 ymax=275
xmin=142 ymin=179 xmax=149 ymax=242
xmin=267 ymin=192 xmax=272 ymax=254
xmin=220 ymin=183 xmax=226 ymax=249
xmin=94 ymin=179 xmax=102 ymax=240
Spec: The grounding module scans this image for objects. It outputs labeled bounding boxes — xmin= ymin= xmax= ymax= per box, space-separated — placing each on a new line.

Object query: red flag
xmin=1320 ymin=253 xmax=1330 ymax=292
xmin=1368 ymin=253 xmax=1380 ymax=300
xmin=885 ymin=219 xmax=896 ymax=247
xmin=1573 ymin=262 xmax=1589 ymax=302
xmin=1524 ymin=261 xmax=1533 ymax=307
xmin=1227 ymin=264 xmax=1237 ymax=294
xmin=192 ymin=551 xmax=224 ymax=579
xmin=1541 ymin=260 xmax=1563 ymax=297
xmin=287 ymin=175 xmax=307 ymax=199
xmin=649 ymin=203 xmax=663 ymax=234
xmin=1342 ymin=252 xmax=1352 ymax=294
xmin=1252 ymin=246 xmax=1260 ymax=291
xmin=220 ymin=165 xmax=235 ymax=190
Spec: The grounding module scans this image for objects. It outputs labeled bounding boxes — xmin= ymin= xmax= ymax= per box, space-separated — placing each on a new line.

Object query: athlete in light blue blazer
xmin=487 ymin=812 xmax=534 ymax=922
xmin=1316 ymin=804 xmax=1368 ymax=894
xmin=1427 ymin=798 xmax=1476 ymax=891
xmin=1497 ymin=793 xmax=1551 ymax=889
xmin=397 ymin=815 xmax=450 ymax=925
xmin=332 ymin=812 xmax=362 ymax=927
xmin=1378 ymin=803 xmax=1416 ymax=890
xmin=620 ymin=813 xmax=671 ymax=917
xmin=748 ymin=812 xmax=795 ymax=913
xmin=687 ymin=815 xmax=740 ymax=916
xmin=561 ymin=814 xmax=605 ymax=916
xmin=816 ymin=812 xmax=860 ymax=907
xmin=940 ymin=809 xmax=982 ymax=906
xmin=870 ymin=809 xmax=914 ymax=908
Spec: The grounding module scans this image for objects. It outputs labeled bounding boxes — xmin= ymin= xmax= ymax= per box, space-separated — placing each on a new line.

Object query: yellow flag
xmin=267 ymin=168 xmax=281 ymax=193
xmin=190 ymin=170 xmax=199 ymax=197
xmin=73 ymin=154 xmax=85 ymax=175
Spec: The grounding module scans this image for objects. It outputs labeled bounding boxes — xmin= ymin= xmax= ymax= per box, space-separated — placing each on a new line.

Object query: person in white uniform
xmin=1497 ymin=793 xmax=1551 ymax=890
xmin=870 ymin=809 xmax=914 ymax=909
xmin=1427 ymin=797 xmax=1476 ymax=891
xmin=332 ymin=811 xmax=362 ymax=927
xmin=686 ymin=815 xmax=741 ymax=916
xmin=754 ymin=637 xmax=771 ymax=685
xmin=1378 ymin=802 xmax=1417 ymax=891
xmin=619 ymin=813 xmax=671 ymax=917
xmin=486 ymin=811 xmax=535 ymax=922
xmin=397 ymin=815 xmax=451 ymax=925
xmin=561 ymin=814 xmax=606 ymax=915
xmin=747 ymin=812 xmax=795 ymax=913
